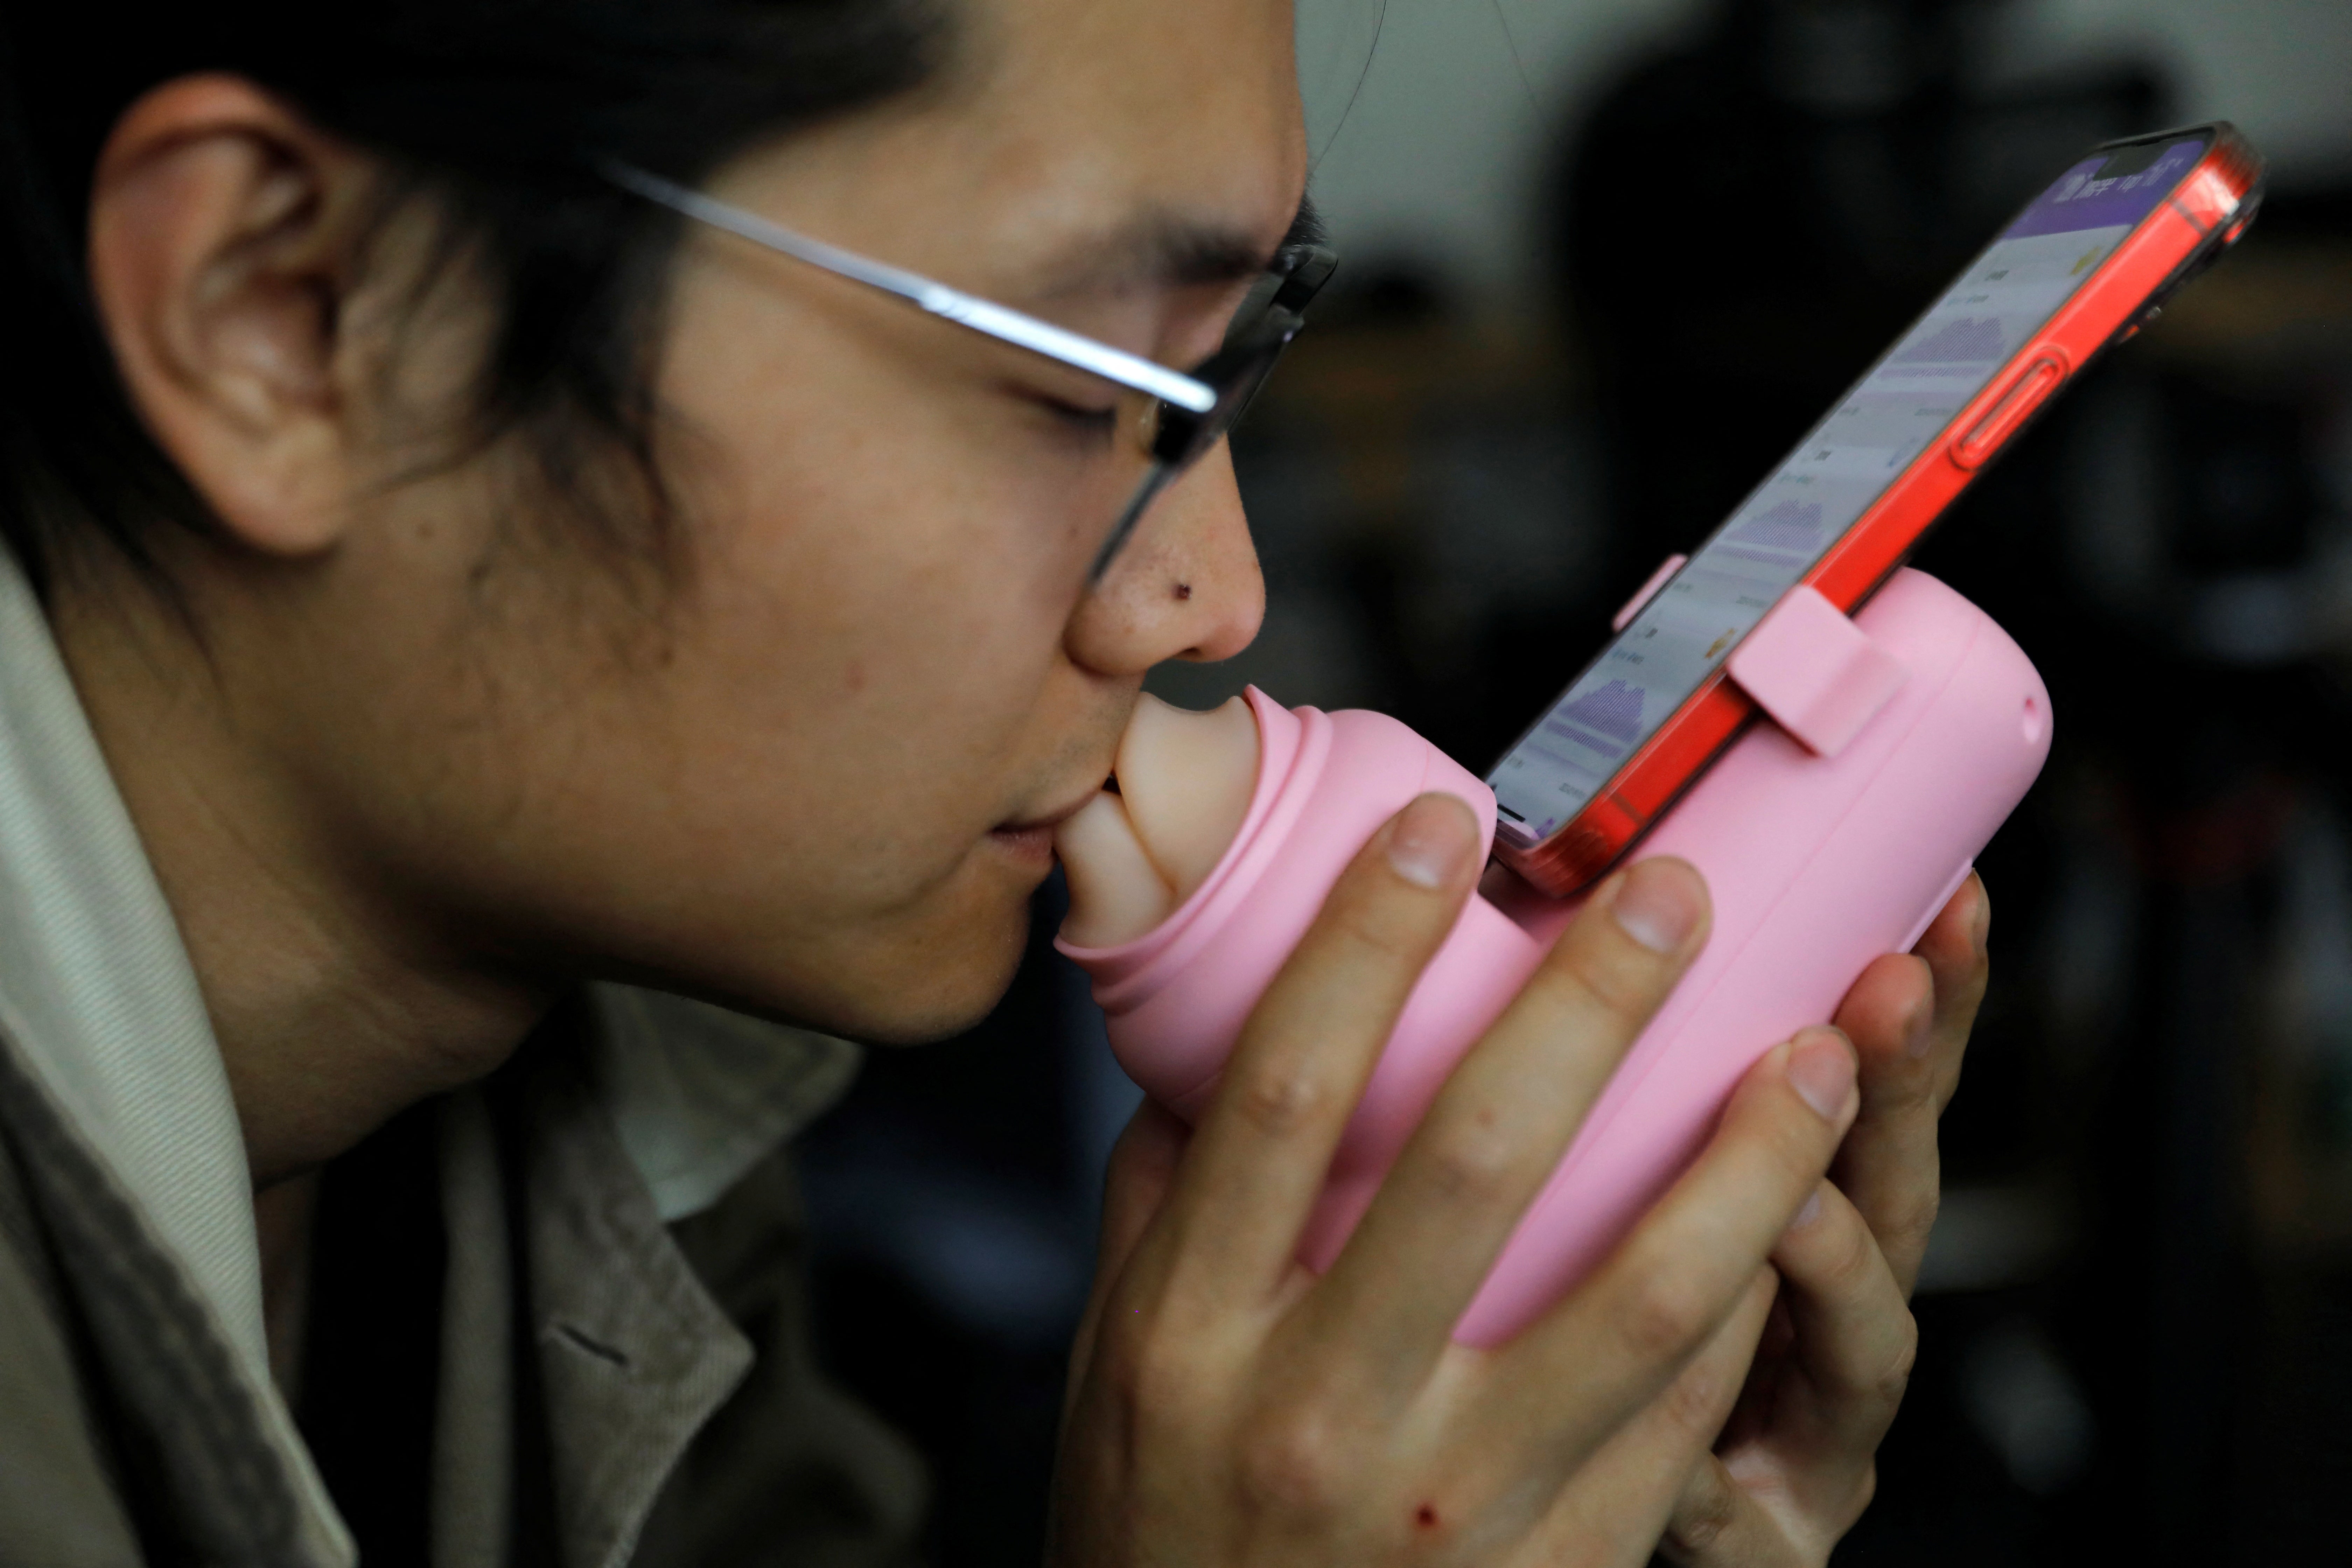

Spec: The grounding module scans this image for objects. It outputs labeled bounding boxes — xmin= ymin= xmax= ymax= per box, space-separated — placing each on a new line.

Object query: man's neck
xmin=45 ymin=559 xmax=551 ymax=1189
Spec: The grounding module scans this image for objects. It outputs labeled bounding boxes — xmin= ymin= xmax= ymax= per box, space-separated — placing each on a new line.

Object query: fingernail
xmin=1787 ymin=1189 xmax=1824 ymax=1233
xmin=1788 ymin=1030 xmax=1856 ymax=1120
xmin=1611 ymin=859 xmax=1703 ymax=953
xmin=1386 ymin=794 xmax=1472 ymax=890
xmin=1973 ymin=882 xmax=1993 ymax=957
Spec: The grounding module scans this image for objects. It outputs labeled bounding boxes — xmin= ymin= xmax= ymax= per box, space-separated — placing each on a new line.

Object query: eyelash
xmin=1031 ymin=392 xmax=1120 ymax=441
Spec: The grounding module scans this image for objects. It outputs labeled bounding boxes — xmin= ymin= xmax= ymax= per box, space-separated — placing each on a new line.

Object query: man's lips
xmin=993 ymin=779 xmax=1113 ymax=839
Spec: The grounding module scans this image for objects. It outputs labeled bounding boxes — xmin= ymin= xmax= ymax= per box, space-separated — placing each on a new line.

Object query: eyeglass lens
xmin=1089 ymin=245 xmax=1333 ymax=580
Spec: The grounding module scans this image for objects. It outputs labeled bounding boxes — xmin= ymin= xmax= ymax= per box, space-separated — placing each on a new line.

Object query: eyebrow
xmin=1039 ymin=192 xmax=1325 ymax=299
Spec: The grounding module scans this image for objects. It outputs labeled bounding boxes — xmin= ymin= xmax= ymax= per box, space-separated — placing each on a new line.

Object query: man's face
xmin=292 ymin=0 xmax=1306 ymax=1041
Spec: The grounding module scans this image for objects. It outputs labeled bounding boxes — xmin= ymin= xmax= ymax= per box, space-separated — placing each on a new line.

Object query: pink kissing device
xmin=1054 ymin=568 xmax=2049 ymax=1345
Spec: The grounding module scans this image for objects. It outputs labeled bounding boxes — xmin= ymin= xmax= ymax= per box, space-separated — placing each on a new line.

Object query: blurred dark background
xmin=797 ymin=0 xmax=2352 ymax=1561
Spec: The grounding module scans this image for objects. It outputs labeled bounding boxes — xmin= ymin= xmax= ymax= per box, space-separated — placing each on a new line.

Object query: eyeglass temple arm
xmin=599 ymin=161 xmax=1218 ymax=416
xmin=1089 ymin=461 xmax=1178 ymax=584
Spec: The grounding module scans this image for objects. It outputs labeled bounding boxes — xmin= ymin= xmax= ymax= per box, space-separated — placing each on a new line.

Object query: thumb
xmin=1064 ymin=1099 xmax=1189 ymax=1423
xmin=1098 ymin=1097 xmax=1189 ymax=1278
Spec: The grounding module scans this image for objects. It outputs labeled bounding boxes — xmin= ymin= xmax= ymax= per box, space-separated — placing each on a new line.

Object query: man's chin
xmin=838 ymin=944 xmax=1030 ymax=1047
xmin=681 ymin=939 xmax=1022 ymax=1047
xmin=673 ymin=852 xmax=1045 ymax=1046
xmin=821 ymin=892 xmax=1037 ymax=1048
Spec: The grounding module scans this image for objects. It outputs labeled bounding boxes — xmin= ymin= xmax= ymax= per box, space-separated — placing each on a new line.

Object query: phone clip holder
xmin=1614 ymin=555 xmax=1909 ymax=760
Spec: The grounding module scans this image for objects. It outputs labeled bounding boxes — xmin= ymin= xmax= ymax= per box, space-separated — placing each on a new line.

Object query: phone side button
xmin=1612 ymin=554 xmax=1690 ymax=632
xmin=1951 ymin=354 xmax=2067 ymax=470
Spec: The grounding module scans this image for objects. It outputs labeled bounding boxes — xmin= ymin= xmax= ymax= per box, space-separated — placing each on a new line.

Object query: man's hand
xmin=1650 ymin=874 xmax=1989 ymax=1565
xmin=1048 ymin=795 xmax=1874 ymax=1567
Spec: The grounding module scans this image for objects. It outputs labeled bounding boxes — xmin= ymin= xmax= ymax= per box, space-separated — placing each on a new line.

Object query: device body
xmin=1491 ymin=124 xmax=2258 ymax=897
xmin=1058 ymin=569 xmax=2050 ymax=1344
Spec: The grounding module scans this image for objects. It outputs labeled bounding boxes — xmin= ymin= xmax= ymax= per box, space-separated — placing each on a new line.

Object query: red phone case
xmin=1501 ymin=122 xmax=2265 ymax=897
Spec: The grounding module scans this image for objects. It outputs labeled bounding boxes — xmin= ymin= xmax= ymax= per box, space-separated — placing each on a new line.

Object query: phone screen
xmin=1490 ymin=133 xmax=2210 ymax=846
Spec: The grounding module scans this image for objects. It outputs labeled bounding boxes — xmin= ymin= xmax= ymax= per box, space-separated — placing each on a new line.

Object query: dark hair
xmin=0 ymin=1 xmax=944 ymax=595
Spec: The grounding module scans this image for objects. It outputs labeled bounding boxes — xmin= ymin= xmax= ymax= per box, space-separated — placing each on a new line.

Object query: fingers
xmin=1829 ymin=874 xmax=1989 ymax=1297
xmin=1823 ymin=954 xmax=1940 ymax=1297
xmin=1657 ymin=1456 xmax=1790 ymax=1567
xmin=1308 ymin=858 xmax=1712 ymax=1376
xmin=1482 ymin=1028 xmax=1860 ymax=1459
xmin=1912 ymin=873 xmax=1990 ymax=1103
xmin=1158 ymin=792 xmax=1483 ymax=1301
xmin=1510 ymin=1269 xmax=1778 ymax=1568
xmin=1657 ymin=1185 xmax=1906 ymax=1566
xmin=1769 ymin=1181 xmax=1915 ymax=1456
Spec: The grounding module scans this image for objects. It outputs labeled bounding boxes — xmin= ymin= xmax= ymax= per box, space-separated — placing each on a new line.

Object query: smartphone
xmin=1488 ymin=122 xmax=2265 ymax=896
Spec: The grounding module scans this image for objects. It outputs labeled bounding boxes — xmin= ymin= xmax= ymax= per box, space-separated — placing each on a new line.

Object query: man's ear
xmin=87 ymin=75 xmax=377 ymax=558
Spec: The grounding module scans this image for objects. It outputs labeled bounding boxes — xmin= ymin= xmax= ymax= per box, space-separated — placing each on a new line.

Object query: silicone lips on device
xmin=1056 ymin=569 xmax=2050 ymax=1345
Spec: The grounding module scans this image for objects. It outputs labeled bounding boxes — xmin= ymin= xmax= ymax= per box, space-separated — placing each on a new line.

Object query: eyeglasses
xmin=600 ymin=161 xmax=1335 ymax=581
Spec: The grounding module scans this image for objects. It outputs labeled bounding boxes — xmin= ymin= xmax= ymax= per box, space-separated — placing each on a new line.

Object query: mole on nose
xmin=1055 ymin=693 xmax=1261 ymax=950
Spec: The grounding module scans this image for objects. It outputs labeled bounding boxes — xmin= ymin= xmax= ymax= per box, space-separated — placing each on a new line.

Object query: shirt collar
xmin=0 ymin=545 xmax=350 ymax=1561
xmin=587 ymin=985 xmax=859 ymax=1224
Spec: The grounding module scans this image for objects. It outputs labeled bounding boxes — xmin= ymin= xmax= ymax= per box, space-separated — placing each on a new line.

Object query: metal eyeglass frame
xmin=600 ymin=160 xmax=1336 ymax=580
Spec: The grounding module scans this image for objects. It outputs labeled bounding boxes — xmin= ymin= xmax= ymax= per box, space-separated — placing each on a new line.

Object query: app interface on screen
xmin=1490 ymin=136 xmax=2207 ymax=844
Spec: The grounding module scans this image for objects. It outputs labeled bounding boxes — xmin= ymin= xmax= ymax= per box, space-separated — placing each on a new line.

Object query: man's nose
xmin=1066 ymin=446 xmax=1265 ymax=674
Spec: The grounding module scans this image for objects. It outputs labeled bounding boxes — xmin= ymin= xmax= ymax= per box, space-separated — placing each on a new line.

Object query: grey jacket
xmin=0 ymin=550 xmax=926 ymax=1566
